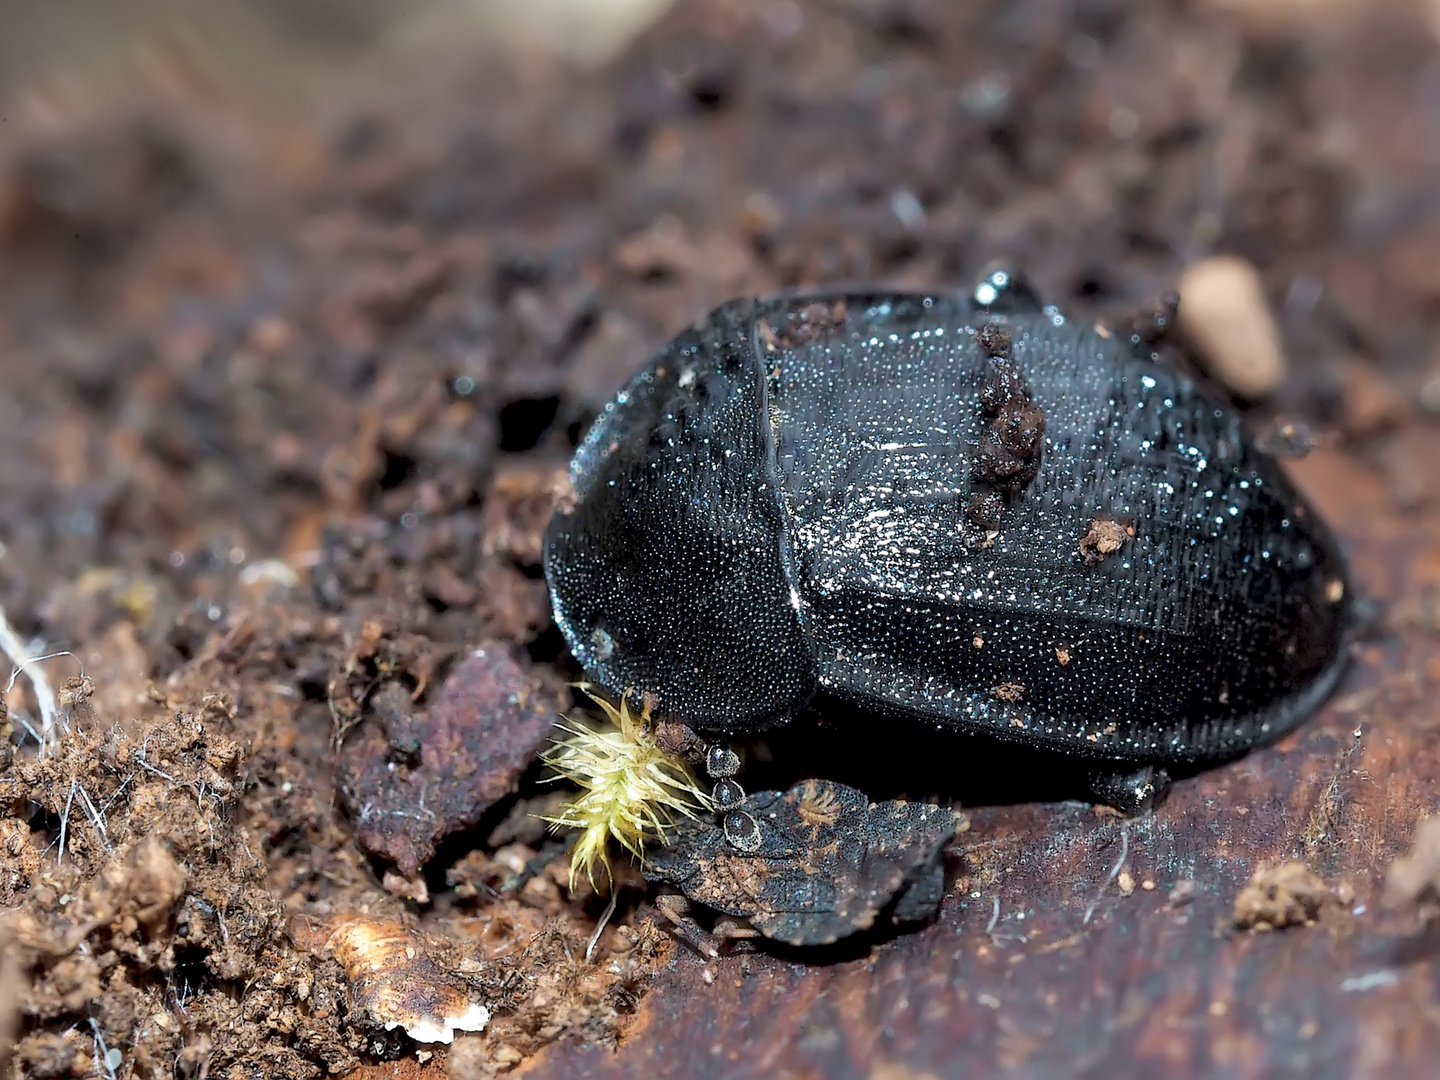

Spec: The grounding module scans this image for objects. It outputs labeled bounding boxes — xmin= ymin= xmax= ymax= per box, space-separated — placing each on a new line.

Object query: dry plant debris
xmin=0 ymin=920 xmax=18 ymax=1079
xmin=0 ymin=669 xmax=662 ymax=1078
xmin=289 ymin=915 xmax=491 ymax=1045
xmin=444 ymin=919 xmax=674 ymax=1078
xmin=1 ymin=700 xmax=368 ymax=1077
xmin=0 ymin=601 xmax=59 ymax=750
xmin=541 ymin=690 xmax=713 ymax=890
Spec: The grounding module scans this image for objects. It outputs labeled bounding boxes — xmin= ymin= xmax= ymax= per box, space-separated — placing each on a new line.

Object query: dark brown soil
xmin=3 ymin=1 xmax=1440 ymax=1076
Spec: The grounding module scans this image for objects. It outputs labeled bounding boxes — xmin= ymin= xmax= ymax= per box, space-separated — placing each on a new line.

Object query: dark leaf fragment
xmin=646 ymin=779 xmax=962 ymax=946
xmin=342 ymin=645 xmax=559 ymax=874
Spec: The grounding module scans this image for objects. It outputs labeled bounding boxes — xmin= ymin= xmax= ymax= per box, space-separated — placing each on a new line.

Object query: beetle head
xmin=545 ymin=311 xmax=815 ymax=734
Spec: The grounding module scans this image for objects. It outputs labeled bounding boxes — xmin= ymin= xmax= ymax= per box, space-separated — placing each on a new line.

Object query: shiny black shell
xmin=544 ymin=291 xmax=1352 ymax=763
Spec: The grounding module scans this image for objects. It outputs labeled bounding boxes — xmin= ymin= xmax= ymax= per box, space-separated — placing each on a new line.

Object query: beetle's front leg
xmin=654 ymin=890 xmax=720 ymax=958
xmin=713 ymin=916 xmax=761 ymax=944
xmin=1087 ymin=764 xmax=1171 ymax=816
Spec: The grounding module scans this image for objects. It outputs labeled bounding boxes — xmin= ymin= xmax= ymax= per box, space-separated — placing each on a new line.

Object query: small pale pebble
xmin=1178 ymin=256 xmax=1287 ymax=399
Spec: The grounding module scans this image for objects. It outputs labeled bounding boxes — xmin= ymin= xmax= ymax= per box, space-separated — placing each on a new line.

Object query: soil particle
xmin=0 ymin=922 xmax=17 ymax=1079
xmin=1334 ymin=359 xmax=1409 ymax=438
xmin=564 ymin=311 xmax=656 ymax=414
xmin=972 ymin=356 xmax=1045 ymax=493
xmin=992 ymin=683 xmax=1026 ymax=703
xmin=1177 ymin=256 xmax=1288 ymax=400
xmin=479 ymin=463 xmax=572 ymax=568
xmin=1079 ymin=517 xmax=1135 ymax=565
xmin=2 ymin=706 xmax=362 ymax=1078
xmin=11 ymin=1031 xmax=83 ymax=1080
xmin=1232 ymin=862 xmax=1342 ymax=931
xmin=444 ymin=918 xmax=674 ymax=1078
xmin=757 ymin=298 xmax=851 ymax=352
xmin=1254 ymin=420 xmax=1321 ymax=459
xmin=651 ymin=719 xmax=707 ymax=764
xmin=0 ymin=817 xmax=40 ymax=906
xmin=1125 ymin=292 xmax=1180 ymax=356
xmin=975 ymin=323 xmax=1012 ymax=358
xmin=613 ymin=216 xmax=698 ymax=281
xmin=965 ymin=340 xmax=1045 ymax=545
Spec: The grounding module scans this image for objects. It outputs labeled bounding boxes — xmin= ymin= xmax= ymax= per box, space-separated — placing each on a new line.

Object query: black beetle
xmin=544 ymin=278 xmax=1353 ymax=807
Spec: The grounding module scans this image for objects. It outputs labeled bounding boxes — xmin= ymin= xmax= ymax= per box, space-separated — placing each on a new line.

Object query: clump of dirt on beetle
xmin=756 ymin=298 xmax=851 ymax=351
xmin=1079 ymin=518 xmax=1135 ymax=565
xmin=963 ymin=321 xmax=1046 ymax=547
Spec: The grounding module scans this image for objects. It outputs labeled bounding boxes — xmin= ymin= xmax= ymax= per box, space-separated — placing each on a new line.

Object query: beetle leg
xmin=1087 ymin=765 xmax=1172 ymax=816
xmin=721 ymin=810 xmax=763 ymax=852
xmin=654 ymin=890 xmax=720 ymax=958
xmin=713 ymin=916 xmax=761 ymax=943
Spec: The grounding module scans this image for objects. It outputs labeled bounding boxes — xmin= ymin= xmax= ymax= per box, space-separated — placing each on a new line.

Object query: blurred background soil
xmin=2 ymin=1 xmax=1440 ymax=1077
